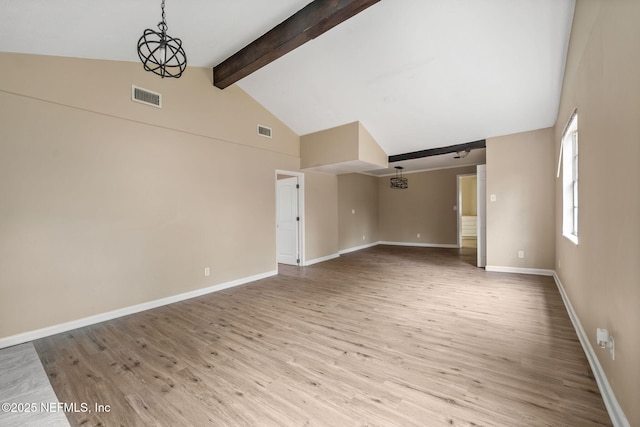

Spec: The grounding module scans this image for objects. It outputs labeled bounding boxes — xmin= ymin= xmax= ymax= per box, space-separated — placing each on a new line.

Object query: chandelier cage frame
xmin=390 ymin=166 xmax=408 ymax=189
xmin=137 ymin=0 xmax=187 ymax=78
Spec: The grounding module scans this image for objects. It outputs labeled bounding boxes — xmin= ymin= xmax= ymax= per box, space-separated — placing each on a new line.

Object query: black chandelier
xmin=137 ymin=0 xmax=187 ymax=78
xmin=390 ymin=166 xmax=408 ymax=189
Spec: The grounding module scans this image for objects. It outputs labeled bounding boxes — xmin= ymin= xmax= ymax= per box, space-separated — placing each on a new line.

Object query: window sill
xmin=563 ymin=233 xmax=579 ymax=246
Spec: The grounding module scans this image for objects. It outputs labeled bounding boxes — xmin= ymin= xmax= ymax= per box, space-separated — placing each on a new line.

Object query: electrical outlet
xmin=362 ymin=235 xmax=366 ymax=240
xmin=596 ymin=328 xmax=615 ymax=360
xmin=518 ymin=251 xmax=524 ymax=259
xmin=417 ymin=233 xmax=421 ymax=238
xmin=490 ymin=194 xmax=497 ymax=202
xmin=352 ymin=209 xmax=356 ymax=214
xmin=204 ymin=267 xmax=210 ymax=277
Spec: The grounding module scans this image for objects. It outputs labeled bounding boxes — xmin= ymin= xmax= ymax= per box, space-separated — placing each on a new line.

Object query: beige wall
xmin=300 ymin=121 xmax=387 ymax=173
xmin=300 ymin=122 xmax=358 ymax=169
xmin=304 ymin=172 xmax=339 ymax=261
xmin=0 ymin=54 xmax=299 ymax=157
xmin=357 ymin=123 xmax=388 ymax=168
xmin=486 ymin=128 xmax=555 ymax=270
xmin=0 ymin=53 xmax=339 ymax=340
xmin=338 ymin=174 xmax=379 ymax=251
xmin=460 ymin=175 xmax=477 ymax=216
xmin=554 ymin=1 xmax=640 ymax=424
xmin=378 ymin=166 xmax=476 ymax=244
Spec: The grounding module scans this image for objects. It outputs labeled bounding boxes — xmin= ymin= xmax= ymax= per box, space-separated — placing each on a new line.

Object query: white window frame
xmin=561 ymin=111 xmax=579 ymax=245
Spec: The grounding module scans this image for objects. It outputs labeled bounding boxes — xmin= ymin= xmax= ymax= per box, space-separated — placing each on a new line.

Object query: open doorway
xmin=275 ymin=170 xmax=305 ymax=267
xmin=457 ymin=172 xmax=481 ymax=267
xmin=457 ymin=174 xmax=478 ymax=249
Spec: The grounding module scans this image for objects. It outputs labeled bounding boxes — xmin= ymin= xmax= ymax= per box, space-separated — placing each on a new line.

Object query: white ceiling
xmin=0 ymin=0 xmax=575 ymax=159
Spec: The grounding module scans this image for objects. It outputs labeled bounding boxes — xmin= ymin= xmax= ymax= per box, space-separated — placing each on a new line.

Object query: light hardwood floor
xmin=34 ymin=246 xmax=611 ymax=426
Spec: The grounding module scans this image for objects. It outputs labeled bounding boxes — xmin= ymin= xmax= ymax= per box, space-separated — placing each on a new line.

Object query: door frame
xmin=476 ymin=164 xmax=487 ymax=268
xmin=275 ymin=170 xmax=305 ymax=268
xmin=457 ymin=173 xmax=477 ymax=248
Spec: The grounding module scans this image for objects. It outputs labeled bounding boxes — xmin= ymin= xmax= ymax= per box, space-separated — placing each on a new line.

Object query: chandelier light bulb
xmin=157 ymin=44 xmax=167 ymax=65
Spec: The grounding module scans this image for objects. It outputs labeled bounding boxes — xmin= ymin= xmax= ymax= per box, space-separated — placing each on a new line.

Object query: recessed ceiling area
xmin=0 ymin=0 xmax=575 ymax=158
xmin=364 ymin=148 xmax=486 ymax=177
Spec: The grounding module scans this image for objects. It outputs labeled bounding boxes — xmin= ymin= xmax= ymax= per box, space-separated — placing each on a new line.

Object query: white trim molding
xmin=379 ymin=241 xmax=459 ymax=249
xmin=339 ymin=242 xmax=379 ymax=255
xmin=304 ymin=253 xmax=340 ymax=266
xmin=485 ymin=265 xmax=555 ymax=276
xmin=552 ymin=273 xmax=629 ymax=427
xmin=306 ymin=240 xmax=460 ymax=266
xmin=0 ymin=270 xmax=277 ymax=350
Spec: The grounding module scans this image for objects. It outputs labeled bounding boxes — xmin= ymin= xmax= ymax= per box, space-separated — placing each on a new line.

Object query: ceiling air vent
xmin=257 ymin=124 xmax=272 ymax=138
xmin=132 ymin=85 xmax=162 ymax=108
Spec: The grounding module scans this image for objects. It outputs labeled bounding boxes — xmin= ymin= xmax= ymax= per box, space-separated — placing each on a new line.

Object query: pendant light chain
xmin=159 ymin=0 xmax=167 ymax=32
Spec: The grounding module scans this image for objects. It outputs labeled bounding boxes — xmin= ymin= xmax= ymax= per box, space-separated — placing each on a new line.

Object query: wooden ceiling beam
xmin=213 ymin=0 xmax=380 ymax=89
xmin=388 ymin=140 xmax=486 ymax=162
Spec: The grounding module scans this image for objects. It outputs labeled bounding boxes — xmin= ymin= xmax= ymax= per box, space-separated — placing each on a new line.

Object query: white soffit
xmin=304 ymin=159 xmax=388 ymax=175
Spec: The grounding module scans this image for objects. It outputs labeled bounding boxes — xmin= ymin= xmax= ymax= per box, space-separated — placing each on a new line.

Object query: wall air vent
xmin=257 ymin=125 xmax=273 ymax=138
xmin=131 ymin=85 xmax=162 ymax=108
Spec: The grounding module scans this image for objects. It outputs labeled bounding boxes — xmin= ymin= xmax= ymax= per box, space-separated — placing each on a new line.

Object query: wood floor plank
xmin=32 ymin=246 xmax=611 ymax=426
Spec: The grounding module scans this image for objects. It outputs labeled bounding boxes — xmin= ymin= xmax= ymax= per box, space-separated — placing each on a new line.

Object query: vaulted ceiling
xmin=0 ymin=0 xmax=575 ymax=162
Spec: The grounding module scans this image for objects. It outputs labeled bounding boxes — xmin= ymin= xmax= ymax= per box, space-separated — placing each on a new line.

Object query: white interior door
xmin=277 ymin=177 xmax=300 ymax=265
xmin=477 ymin=164 xmax=487 ymax=267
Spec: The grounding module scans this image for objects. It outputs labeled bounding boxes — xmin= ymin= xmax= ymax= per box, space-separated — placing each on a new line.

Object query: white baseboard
xmin=338 ymin=241 xmax=379 ymax=255
xmin=0 ymin=270 xmax=277 ymax=350
xmin=304 ymin=253 xmax=340 ymax=266
xmin=296 ymin=239 xmax=463 ymax=266
xmin=552 ymin=273 xmax=629 ymax=427
xmin=485 ymin=265 xmax=555 ymax=276
xmin=379 ymin=241 xmax=459 ymax=249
